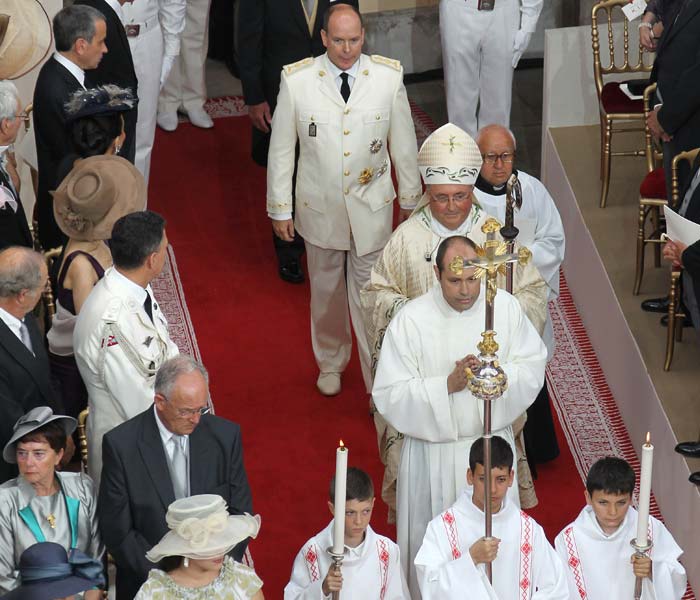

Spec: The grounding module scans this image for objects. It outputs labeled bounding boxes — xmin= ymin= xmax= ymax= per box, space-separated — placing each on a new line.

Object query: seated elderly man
xmin=360 ymin=123 xmax=548 ymax=522
xmin=0 ymin=247 xmax=64 ymax=483
xmin=474 ymin=124 xmax=565 ymax=466
xmin=0 ymin=81 xmax=32 ymax=250
xmin=73 ymin=210 xmax=179 ymax=487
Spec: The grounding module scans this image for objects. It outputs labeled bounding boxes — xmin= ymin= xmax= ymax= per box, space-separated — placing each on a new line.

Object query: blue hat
xmin=3 ymin=543 xmax=105 ymax=600
xmin=64 ymin=84 xmax=137 ymax=122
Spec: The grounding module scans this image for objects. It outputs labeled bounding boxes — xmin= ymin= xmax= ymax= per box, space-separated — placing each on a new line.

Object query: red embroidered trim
xmin=519 ymin=511 xmax=533 ymax=600
xmin=441 ymin=510 xmax=461 ymax=559
xmin=303 ymin=544 xmax=320 ymax=582
xmin=377 ymin=539 xmax=390 ymax=600
xmin=563 ymin=526 xmax=587 ymax=599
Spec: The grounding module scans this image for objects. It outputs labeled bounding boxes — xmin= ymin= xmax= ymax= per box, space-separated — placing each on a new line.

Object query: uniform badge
xmin=376 ymin=160 xmax=388 ymax=178
xmin=309 ymin=123 xmax=317 ymax=137
xmin=144 ymin=335 xmax=153 ymax=347
xmin=369 ymin=138 xmax=382 ymax=154
xmin=358 ymin=168 xmax=374 ymax=185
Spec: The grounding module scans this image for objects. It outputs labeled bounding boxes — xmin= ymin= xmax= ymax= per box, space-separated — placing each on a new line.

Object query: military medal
xmin=369 ymin=139 xmax=382 ymax=154
xmin=358 ymin=168 xmax=374 ymax=185
xmin=309 ymin=123 xmax=317 ymax=137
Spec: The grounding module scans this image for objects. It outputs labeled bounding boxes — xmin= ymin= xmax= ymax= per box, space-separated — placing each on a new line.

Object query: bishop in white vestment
xmin=284 ymin=521 xmax=410 ymax=600
xmin=372 ymin=236 xmax=547 ymax=595
xmin=555 ymin=505 xmax=687 ymax=599
xmin=415 ymin=488 xmax=567 ymax=599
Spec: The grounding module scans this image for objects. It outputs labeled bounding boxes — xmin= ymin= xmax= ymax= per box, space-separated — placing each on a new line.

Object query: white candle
xmin=332 ymin=440 xmax=348 ymax=555
xmin=636 ymin=432 xmax=654 ymax=546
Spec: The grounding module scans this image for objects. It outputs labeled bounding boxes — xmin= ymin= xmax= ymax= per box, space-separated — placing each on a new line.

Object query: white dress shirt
xmin=326 ymin=57 xmax=359 ymax=94
xmin=0 ymin=307 xmax=24 ymax=345
xmin=52 ymin=52 xmax=86 ymax=88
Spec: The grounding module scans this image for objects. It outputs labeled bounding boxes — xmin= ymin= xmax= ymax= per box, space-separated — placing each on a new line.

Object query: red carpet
xmin=148 ymin=102 xmax=692 ymax=598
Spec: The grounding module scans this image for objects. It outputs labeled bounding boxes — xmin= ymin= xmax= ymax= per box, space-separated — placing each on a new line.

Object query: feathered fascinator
xmin=64 ymin=84 xmax=137 ymax=121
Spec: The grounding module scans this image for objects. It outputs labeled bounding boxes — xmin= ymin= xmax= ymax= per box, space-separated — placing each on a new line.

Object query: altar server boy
xmin=415 ymin=436 xmax=568 ymax=599
xmin=284 ymin=467 xmax=410 ymax=599
xmin=555 ymin=457 xmax=687 ymax=599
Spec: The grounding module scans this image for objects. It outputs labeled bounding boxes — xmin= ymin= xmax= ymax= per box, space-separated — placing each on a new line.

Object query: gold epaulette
xmin=370 ymin=54 xmax=401 ymax=71
xmin=283 ymin=57 xmax=314 ymax=75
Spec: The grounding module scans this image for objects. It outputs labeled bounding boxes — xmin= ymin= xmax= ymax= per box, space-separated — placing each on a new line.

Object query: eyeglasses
xmin=15 ymin=112 xmax=30 ymax=123
xmin=482 ymin=152 xmax=515 ymax=164
xmin=161 ymin=395 xmax=211 ymax=418
xmin=429 ymin=192 xmax=472 ymax=204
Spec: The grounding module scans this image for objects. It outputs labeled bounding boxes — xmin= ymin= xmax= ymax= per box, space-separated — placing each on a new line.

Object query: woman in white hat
xmin=47 ymin=154 xmax=146 ymax=418
xmin=135 ymin=494 xmax=264 ymax=599
xmin=0 ymin=407 xmax=103 ymax=597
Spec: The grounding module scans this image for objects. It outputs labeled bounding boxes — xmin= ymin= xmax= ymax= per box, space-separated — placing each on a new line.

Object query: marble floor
xmin=204 ymin=58 xmax=545 ymax=177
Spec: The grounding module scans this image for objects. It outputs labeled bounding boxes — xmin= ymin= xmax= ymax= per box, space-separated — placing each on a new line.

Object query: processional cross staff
xmin=447 ymin=174 xmax=528 ymax=583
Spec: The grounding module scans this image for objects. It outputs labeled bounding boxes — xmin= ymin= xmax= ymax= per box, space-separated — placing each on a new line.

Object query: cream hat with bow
xmin=417 ymin=122 xmax=483 ymax=186
xmin=0 ymin=0 xmax=52 ymax=80
xmin=146 ymin=495 xmax=261 ymax=562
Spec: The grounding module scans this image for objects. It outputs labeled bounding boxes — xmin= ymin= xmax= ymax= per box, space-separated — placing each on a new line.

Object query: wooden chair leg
xmin=600 ymin=119 xmax=613 ymax=208
xmin=634 ymin=203 xmax=646 ymax=295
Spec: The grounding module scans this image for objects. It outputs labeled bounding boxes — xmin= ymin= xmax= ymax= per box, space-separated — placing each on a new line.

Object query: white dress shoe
xmin=187 ymin=107 xmax=214 ymax=129
xmin=156 ymin=110 xmax=179 ymax=132
xmin=317 ymin=372 xmax=341 ymax=396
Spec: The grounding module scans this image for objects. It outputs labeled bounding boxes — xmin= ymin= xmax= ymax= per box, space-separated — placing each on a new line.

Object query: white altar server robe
xmin=474 ymin=171 xmax=565 ymax=358
xmin=284 ymin=521 xmax=410 ymax=600
xmin=415 ymin=489 xmax=568 ymax=599
xmin=555 ymin=506 xmax=687 ymax=600
xmin=372 ymin=284 xmax=546 ymax=593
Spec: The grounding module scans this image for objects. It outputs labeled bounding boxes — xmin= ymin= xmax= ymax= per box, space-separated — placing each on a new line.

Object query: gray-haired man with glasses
xmin=98 ymin=355 xmax=253 ymax=600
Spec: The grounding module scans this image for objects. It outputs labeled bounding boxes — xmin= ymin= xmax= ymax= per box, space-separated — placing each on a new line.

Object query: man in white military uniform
xmin=74 ymin=210 xmax=179 ymax=486
xmin=267 ymin=4 xmax=421 ymax=396
xmin=157 ymin=0 xmax=214 ymax=130
xmin=440 ymin=0 xmax=543 ymax=136
xmin=474 ymin=124 xmax=564 ymax=466
xmin=122 ymin=0 xmax=186 ymax=182
xmin=360 ymin=123 xmax=547 ymax=524
xmin=373 ymin=236 xmax=547 ymax=596
xmin=415 ymin=436 xmax=568 ymax=599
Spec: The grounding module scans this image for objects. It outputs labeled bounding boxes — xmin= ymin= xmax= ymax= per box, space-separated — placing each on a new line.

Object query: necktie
xmin=304 ymin=0 xmax=316 ymax=19
xmin=169 ymin=435 xmax=188 ymax=499
xmin=19 ymin=320 xmax=34 ymax=355
xmin=143 ymin=293 xmax=153 ymax=323
xmin=340 ymin=72 xmax=351 ymax=104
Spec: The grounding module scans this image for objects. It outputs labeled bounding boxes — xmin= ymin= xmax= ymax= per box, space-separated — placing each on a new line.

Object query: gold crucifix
xmin=46 ymin=514 xmax=56 ymax=529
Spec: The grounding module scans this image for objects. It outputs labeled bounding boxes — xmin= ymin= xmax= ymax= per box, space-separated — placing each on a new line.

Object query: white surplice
xmin=372 ymin=285 xmax=547 ymax=595
xmin=284 ymin=521 xmax=410 ymax=600
xmin=415 ymin=488 xmax=568 ymax=600
xmin=554 ymin=506 xmax=687 ymax=600
xmin=474 ymin=171 xmax=565 ymax=358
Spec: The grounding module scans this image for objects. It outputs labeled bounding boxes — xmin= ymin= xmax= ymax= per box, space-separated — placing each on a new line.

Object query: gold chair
xmin=42 ymin=246 xmax=62 ymax=321
xmin=591 ymin=0 xmax=653 ymax=208
xmin=663 ymin=147 xmax=700 ymax=371
xmin=634 ymin=83 xmax=667 ymax=295
xmin=77 ymin=408 xmax=89 ymax=474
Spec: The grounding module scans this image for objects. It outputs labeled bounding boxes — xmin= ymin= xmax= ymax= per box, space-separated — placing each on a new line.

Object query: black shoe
xmin=690 ymin=471 xmax=700 ymax=486
xmin=279 ymin=260 xmax=304 ymax=284
xmin=641 ymin=296 xmax=670 ymax=313
xmin=675 ymin=441 xmax=700 ymax=458
xmin=660 ymin=314 xmax=694 ymax=327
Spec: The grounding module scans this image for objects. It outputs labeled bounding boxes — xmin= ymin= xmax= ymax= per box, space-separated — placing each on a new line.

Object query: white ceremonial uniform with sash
xmin=284 ymin=521 xmax=410 ymax=600
xmin=554 ymin=506 xmax=687 ymax=600
xmin=267 ymin=53 xmax=421 ymax=391
xmin=372 ymin=284 xmax=547 ymax=596
xmin=415 ymin=488 xmax=568 ymax=599
xmin=74 ymin=267 xmax=179 ymax=488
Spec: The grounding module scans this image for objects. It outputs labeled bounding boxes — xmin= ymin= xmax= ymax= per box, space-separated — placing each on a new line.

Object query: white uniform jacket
xmin=267 ymin=53 xmax=422 ymax=257
xmin=73 ymin=267 xmax=180 ymax=484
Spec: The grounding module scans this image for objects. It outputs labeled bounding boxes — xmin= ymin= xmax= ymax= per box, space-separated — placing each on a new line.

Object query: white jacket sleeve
xmin=267 ymin=72 xmax=298 ymax=217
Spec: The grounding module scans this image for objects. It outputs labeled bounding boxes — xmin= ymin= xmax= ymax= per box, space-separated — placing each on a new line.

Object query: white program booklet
xmin=622 ymin=0 xmax=646 ymax=21
xmin=663 ymin=205 xmax=700 ymax=246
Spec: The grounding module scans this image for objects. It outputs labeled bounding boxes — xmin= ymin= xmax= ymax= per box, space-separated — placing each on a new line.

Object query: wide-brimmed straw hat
xmin=3 ymin=406 xmax=77 ymax=464
xmin=3 ymin=542 xmax=104 ymax=600
xmin=146 ymin=495 xmax=261 ymax=562
xmin=0 ymin=0 xmax=53 ymax=80
xmin=52 ymin=155 xmax=147 ymax=241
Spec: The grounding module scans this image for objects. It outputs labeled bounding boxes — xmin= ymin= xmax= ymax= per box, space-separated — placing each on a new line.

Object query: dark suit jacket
xmin=33 ymin=57 xmax=87 ymax=250
xmin=0 ymin=165 xmax=32 ymax=250
xmin=0 ymin=314 xmax=60 ymax=482
xmin=99 ymin=407 xmax=253 ymax=600
xmin=74 ymin=0 xmax=138 ymax=163
xmin=237 ymin=0 xmax=358 ymax=165
xmin=653 ymin=0 xmax=700 ymax=154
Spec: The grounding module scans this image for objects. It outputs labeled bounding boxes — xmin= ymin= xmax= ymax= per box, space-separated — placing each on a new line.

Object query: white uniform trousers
xmin=128 ymin=21 xmax=164 ymax=184
xmin=159 ymin=0 xmax=211 ymax=114
xmin=305 ymin=240 xmax=379 ymax=393
xmin=440 ymin=0 xmax=520 ymax=137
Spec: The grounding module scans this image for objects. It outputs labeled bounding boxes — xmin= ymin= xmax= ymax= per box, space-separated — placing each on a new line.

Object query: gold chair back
xmin=77 ymin=408 xmax=89 ymax=474
xmin=671 ymin=148 xmax=700 ymax=208
xmin=642 ymin=83 xmax=663 ymax=174
xmin=42 ymin=246 xmax=63 ymax=322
